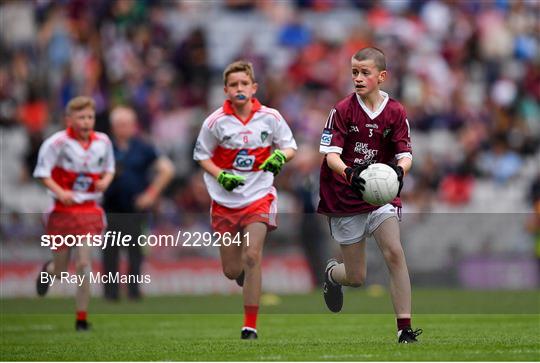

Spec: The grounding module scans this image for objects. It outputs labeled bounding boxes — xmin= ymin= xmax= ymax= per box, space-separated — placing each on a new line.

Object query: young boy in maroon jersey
xmin=318 ymin=47 xmax=422 ymax=343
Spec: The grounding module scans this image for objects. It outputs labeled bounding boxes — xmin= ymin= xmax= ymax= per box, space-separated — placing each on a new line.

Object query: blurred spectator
xmin=172 ymin=28 xmax=211 ymax=108
xmin=18 ymin=86 xmax=48 ymax=133
xmin=0 ymin=1 xmax=36 ymax=48
xmin=439 ymin=163 xmax=475 ymax=206
xmin=290 ymin=147 xmax=328 ymax=284
xmin=278 ymin=15 xmax=312 ymax=49
xmin=530 ymin=175 xmax=540 ymax=204
xmin=477 ymin=135 xmax=523 ymax=184
xmin=103 ymin=106 xmax=174 ymax=300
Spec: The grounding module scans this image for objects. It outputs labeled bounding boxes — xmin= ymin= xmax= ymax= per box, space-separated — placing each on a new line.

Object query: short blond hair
xmin=223 ymin=60 xmax=255 ymax=85
xmin=65 ymin=96 xmax=95 ymax=115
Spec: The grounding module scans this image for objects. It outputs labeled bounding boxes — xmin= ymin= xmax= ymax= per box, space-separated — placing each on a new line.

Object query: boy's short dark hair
xmin=352 ymin=47 xmax=386 ymax=71
xmin=223 ymin=61 xmax=255 ymax=85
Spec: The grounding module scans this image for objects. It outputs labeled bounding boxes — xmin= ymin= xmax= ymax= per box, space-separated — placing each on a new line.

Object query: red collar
xmin=67 ymin=127 xmax=97 ymax=141
xmin=66 ymin=127 xmax=97 ymax=149
xmin=223 ymin=98 xmax=262 ymax=125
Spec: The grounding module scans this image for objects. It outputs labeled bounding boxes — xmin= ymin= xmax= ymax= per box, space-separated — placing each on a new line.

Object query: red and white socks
xmin=243 ymin=305 xmax=259 ymax=332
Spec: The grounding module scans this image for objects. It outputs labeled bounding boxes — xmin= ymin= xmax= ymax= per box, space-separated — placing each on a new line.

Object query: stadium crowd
xmin=1 ymin=0 xmax=539 ymax=276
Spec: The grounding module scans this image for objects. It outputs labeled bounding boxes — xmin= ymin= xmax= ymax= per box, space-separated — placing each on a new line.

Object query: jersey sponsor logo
xmin=353 ymin=157 xmax=374 ymax=166
xmin=354 ymin=142 xmax=378 ymax=164
xmin=349 ymin=125 xmax=359 ymax=133
xmin=261 ymin=131 xmax=268 ymax=142
xmin=233 ymin=149 xmax=255 ymax=171
xmin=383 ymin=128 xmax=391 ymax=138
xmin=320 ymin=129 xmax=332 ymax=146
xmin=73 ymin=174 xmax=93 ymax=192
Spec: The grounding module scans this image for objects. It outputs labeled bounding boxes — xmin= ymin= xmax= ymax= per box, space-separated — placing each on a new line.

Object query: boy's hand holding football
xmin=343 ymin=165 xmax=367 ymax=197
xmin=387 ymin=163 xmax=404 ymax=196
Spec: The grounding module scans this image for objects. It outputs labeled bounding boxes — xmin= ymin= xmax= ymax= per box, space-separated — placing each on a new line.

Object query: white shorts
xmin=328 ymin=204 xmax=400 ymax=245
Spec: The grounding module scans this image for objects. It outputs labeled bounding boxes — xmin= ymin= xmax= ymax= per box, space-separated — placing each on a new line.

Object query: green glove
xmin=217 ymin=171 xmax=246 ymax=191
xmin=259 ymin=150 xmax=287 ymax=176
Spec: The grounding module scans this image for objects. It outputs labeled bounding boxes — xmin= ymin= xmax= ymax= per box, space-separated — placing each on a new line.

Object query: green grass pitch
xmin=1 ymin=289 xmax=539 ymax=361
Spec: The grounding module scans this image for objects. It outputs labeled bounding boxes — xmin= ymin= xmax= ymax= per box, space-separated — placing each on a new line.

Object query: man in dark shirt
xmin=103 ymin=106 xmax=174 ymax=300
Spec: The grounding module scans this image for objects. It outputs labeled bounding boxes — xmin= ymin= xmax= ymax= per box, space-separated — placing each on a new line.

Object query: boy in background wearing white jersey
xmin=34 ymin=96 xmax=115 ymax=331
xmin=194 ymin=61 xmax=297 ymax=339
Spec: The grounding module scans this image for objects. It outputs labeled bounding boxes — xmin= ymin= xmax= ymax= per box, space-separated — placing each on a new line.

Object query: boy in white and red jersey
xmin=318 ymin=48 xmax=422 ymax=343
xmin=193 ymin=61 xmax=297 ymax=340
xmin=34 ymin=96 xmax=115 ymax=331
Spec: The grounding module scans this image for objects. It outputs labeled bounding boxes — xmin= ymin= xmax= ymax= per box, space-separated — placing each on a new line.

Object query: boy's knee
xmin=242 ymin=250 xmax=261 ymax=269
xmin=346 ymin=271 xmax=366 ymax=287
xmin=222 ymin=265 xmax=242 ymax=280
xmin=383 ymin=245 xmax=406 ymax=268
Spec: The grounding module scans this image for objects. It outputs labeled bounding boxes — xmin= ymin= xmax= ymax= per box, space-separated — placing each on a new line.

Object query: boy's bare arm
xmin=397 ymin=157 xmax=412 ymax=176
xmin=326 ymin=153 xmax=348 ymax=178
xmin=40 ymin=177 xmax=75 ymax=205
xmin=95 ymin=172 xmax=115 ymax=192
xmin=280 ymin=148 xmax=296 ymax=162
xmin=198 ymin=159 xmax=223 ymax=179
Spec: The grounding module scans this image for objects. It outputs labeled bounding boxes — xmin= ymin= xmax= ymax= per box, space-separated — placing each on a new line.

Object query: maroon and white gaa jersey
xmin=318 ymin=91 xmax=412 ymax=215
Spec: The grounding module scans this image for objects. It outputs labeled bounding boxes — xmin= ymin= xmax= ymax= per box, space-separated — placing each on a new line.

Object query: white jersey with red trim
xmin=193 ymin=99 xmax=297 ymax=209
xmin=33 ymin=128 xmax=115 ymax=204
